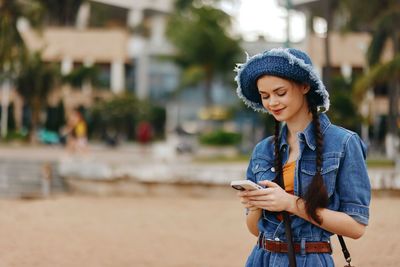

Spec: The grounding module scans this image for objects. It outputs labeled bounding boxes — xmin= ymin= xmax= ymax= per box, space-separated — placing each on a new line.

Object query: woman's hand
xmin=237 ymin=190 xmax=260 ymax=212
xmin=245 ymin=180 xmax=293 ymax=212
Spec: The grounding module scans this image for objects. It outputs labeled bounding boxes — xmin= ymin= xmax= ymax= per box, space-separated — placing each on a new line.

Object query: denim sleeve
xmin=244 ymin=146 xmax=257 ymax=216
xmin=246 ymin=145 xmax=258 ymax=183
xmin=337 ymin=134 xmax=371 ymax=225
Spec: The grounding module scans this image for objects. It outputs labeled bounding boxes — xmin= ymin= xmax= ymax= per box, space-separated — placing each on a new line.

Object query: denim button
xmin=274 ymin=237 xmax=280 ymax=241
xmin=271 ymin=167 xmax=275 ymax=172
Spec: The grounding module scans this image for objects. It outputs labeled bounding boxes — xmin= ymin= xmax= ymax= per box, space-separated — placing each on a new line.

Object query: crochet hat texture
xmin=234 ymin=48 xmax=330 ymax=113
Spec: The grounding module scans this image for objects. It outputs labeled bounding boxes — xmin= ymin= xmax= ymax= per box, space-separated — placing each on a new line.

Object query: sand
xmin=0 ymin=192 xmax=398 ymax=267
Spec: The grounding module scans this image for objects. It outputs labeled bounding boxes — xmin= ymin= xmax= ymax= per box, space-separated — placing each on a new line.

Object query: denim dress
xmin=245 ymin=113 xmax=371 ymax=267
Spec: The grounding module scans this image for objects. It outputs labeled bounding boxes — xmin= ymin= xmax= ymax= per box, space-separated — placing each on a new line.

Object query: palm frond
xmin=367 ymin=8 xmax=400 ymax=66
xmin=354 ymin=54 xmax=400 ymax=100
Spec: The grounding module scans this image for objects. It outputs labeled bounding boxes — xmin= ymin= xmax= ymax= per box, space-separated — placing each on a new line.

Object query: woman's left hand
xmin=246 ymin=180 xmax=293 ymax=212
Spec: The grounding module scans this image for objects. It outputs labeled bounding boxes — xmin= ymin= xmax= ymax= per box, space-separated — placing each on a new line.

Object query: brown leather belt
xmin=260 ymin=240 xmax=332 ymax=254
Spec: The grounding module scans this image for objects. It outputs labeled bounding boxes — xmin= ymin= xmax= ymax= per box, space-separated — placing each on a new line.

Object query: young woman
xmin=234 ymin=48 xmax=371 ymax=267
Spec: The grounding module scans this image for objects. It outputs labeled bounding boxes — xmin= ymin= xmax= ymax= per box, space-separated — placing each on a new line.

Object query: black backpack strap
xmin=275 ymin=141 xmax=297 ymax=267
xmin=337 ymin=235 xmax=353 ymax=266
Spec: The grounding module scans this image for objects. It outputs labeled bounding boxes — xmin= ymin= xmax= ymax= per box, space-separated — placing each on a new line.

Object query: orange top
xmin=282 ymin=161 xmax=296 ymax=195
xmin=277 ymin=161 xmax=296 ymax=221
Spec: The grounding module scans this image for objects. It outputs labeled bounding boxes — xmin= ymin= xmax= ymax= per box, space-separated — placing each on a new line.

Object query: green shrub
xmin=4 ymin=130 xmax=29 ymax=142
xmin=89 ymin=93 xmax=166 ymax=140
xmin=199 ymin=130 xmax=241 ymax=146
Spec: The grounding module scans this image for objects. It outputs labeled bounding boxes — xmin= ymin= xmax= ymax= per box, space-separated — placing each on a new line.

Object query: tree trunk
xmin=385 ymin=31 xmax=400 ymax=159
xmin=388 ymin=81 xmax=399 ymax=136
xmin=30 ymin=97 xmax=42 ymax=143
xmin=389 ymin=31 xmax=400 ymax=135
xmin=1 ymin=80 xmax=11 ymax=138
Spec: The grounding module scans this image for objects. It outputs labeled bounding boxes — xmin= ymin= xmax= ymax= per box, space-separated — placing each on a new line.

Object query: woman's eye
xmin=277 ymin=92 xmax=286 ymax=96
xmin=261 ymin=95 xmax=269 ymax=99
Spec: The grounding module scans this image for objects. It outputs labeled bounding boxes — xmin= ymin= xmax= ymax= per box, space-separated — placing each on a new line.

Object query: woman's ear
xmin=302 ymin=84 xmax=311 ymax=95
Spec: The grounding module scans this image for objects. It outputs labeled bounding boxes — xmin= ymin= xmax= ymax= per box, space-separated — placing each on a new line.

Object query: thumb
xmin=258 ymin=180 xmax=279 ymax=188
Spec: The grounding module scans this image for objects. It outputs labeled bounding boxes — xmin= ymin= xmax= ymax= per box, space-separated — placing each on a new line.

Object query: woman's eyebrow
xmin=258 ymin=86 xmax=285 ymax=94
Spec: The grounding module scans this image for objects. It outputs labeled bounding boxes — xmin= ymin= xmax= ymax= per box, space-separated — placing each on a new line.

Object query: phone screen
xmin=231 ymin=185 xmax=245 ymax=191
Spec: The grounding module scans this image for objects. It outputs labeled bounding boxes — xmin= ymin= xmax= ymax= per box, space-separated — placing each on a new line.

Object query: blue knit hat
xmin=234 ymin=48 xmax=330 ymax=113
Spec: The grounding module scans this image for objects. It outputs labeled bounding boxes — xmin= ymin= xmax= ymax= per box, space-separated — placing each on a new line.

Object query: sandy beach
xmin=0 ymin=192 xmax=398 ymax=267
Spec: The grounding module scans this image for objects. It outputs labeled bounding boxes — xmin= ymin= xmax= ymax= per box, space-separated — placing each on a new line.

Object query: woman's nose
xmin=269 ymin=95 xmax=279 ymax=106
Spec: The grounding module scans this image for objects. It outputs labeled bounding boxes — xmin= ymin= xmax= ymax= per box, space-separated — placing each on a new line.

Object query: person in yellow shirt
xmin=64 ymin=109 xmax=88 ymax=154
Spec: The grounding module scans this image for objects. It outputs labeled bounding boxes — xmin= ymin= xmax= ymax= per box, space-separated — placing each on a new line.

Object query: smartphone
xmin=230 ymin=180 xmax=263 ymax=191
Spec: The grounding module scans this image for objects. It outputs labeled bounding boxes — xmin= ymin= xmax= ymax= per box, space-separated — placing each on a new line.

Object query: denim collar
xmin=279 ymin=113 xmax=331 ymax=151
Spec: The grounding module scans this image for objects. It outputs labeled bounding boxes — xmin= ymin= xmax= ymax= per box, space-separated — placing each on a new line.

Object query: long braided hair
xmin=273 ymin=93 xmax=328 ymax=225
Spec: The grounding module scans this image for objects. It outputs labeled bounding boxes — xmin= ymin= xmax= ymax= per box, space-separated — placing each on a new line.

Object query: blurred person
xmin=136 ymin=121 xmax=153 ymax=144
xmin=234 ymin=48 xmax=371 ymax=267
xmin=136 ymin=121 xmax=153 ymax=154
xmin=61 ymin=109 xmax=88 ymax=154
xmin=102 ymin=126 xmax=119 ymax=147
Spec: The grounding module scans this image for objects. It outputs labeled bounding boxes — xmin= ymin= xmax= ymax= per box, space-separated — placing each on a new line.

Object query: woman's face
xmin=256 ymin=75 xmax=310 ymax=122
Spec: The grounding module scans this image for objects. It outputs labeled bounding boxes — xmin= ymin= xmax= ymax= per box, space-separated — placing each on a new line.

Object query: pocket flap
xmin=251 ymin=159 xmax=273 ymax=174
xmin=300 ymin=157 xmax=339 ymax=175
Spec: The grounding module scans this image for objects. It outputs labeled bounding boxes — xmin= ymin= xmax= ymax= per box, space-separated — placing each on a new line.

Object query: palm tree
xmin=16 ymin=52 xmax=58 ymax=136
xmin=0 ymin=0 xmax=44 ymax=77
xmin=166 ymin=0 xmax=242 ymax=107
xmin=299 ymin=0 xmax=339 ymax=91
xmin=1 ymin=0 xmax=87 ymax=138
xmin=333 ymin=0 xmax=400 ymax=157
xmin=0 ymin=0 xmax=43 ymax=137
xmin=366 ymin=9 xmax=400 ymax=141
xmin=351 ymin=7 xmax=400 ymax=158
xmin=322 ymin=0 xmax=339 ymax=92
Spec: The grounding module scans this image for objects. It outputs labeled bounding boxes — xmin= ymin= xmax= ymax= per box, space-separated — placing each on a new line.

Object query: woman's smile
xmin=270 ymin=107 xmax=286 ymax=115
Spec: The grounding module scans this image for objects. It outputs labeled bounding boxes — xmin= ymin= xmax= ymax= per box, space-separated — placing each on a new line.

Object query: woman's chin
xmin=270 ymin=113 xmax=286 ymax=122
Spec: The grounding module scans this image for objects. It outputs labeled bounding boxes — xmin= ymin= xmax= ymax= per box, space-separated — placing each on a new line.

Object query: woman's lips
xmin=271 ymin=107 xmax=285 ymax=115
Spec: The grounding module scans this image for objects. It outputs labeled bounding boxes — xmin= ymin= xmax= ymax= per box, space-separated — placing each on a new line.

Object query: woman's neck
xmin=286 ymin=110 xmax=313 ymax=141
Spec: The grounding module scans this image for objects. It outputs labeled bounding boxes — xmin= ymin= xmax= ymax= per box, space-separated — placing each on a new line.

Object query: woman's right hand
xmin=237 ymin=190 xmax=261 ymax=212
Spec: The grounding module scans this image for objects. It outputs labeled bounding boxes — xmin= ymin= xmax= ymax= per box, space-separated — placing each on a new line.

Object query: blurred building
xmin=21 ymin=27 xmax=128 ymax=106
xmin=242 ymin=35 xmax=286 ymax=56
xmin=85 ymin=0 xmax=179 ymax=100
xmin=18 ymin=0 xmax=179 ymax=112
